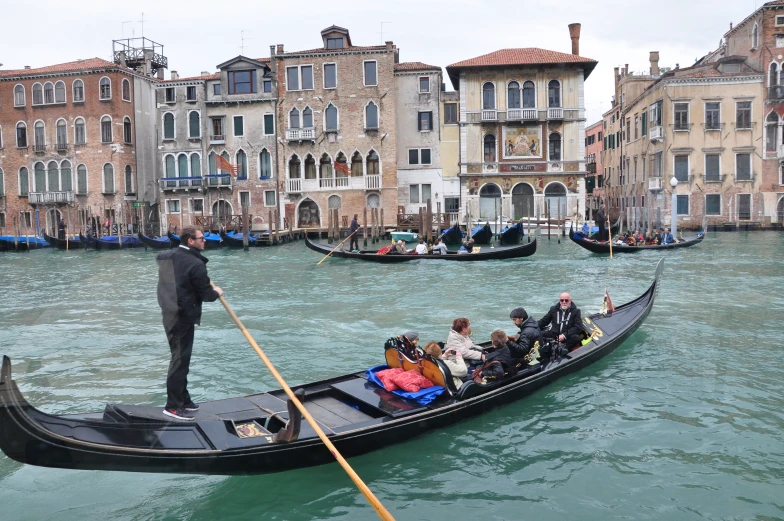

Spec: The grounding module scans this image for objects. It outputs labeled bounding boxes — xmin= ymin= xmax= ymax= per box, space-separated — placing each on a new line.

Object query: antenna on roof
xmin=240 ymin=30 xmax=252 ymax=55
xmin=139 ymin=12 xmax=145 ymax=39
xmin=379 ymin=21 xmax=391 ymax=45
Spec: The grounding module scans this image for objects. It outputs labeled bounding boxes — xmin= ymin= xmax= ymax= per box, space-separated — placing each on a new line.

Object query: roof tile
xmin=447 ymin=48 xmax=597 ymax=69
xmin=394 ymin=62 xmax=441 ymax=72
xmin=0 ymin=57 xmax=123 ymax=78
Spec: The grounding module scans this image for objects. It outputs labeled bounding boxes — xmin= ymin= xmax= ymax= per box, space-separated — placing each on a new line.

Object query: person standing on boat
xmin=348 ymin=214 xmax=360 ymax=251
xmin=506 ymin=307 xmax=540 ymax=359
xmin=538 ymin=293 xmax=583 ymax=352
xmin=596 ymin=204 xmax=607 ymax=241
xmin=445 ymin=318 xmax=485 ymax=362
xmin=57 ymin=219 xmax=66 ymax=240
xmin=157 ymin=226 xmax=223 ymax=421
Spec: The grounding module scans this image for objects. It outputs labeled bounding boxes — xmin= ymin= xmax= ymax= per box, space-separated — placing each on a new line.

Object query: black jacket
xmin=538 ymin=301 xmax=583 ymax=338
xmin=157 ymin=246 xmax=220 ymax=332
xmin=349 ymin=218 xmax=360 ymax=233
xmin=482 ymin=344 xmax=513 ymax=380
xmin=596 ymin=208 xmax=607 ymax=229
xmin=506 ymin=317 xmax=541 ymax=358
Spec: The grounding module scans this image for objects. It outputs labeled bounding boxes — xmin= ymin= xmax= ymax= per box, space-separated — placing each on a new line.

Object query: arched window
xmin=320 ymin=153 xmax=333 ymax=179
xmin=549 ymin=132 xmax=562 ymax=161
xmin=44 ymin=82 xmax=54 ymax=104
xmin=32 ymin=83 xmax=43 ymax=105
xmin=76 ymin=164 xmax=87 ymax=194
xmin=14 ymin=84 xmax=25 ymax=107
xmin=73 ymin=79 xmax=84 ymax=102
xmin=99 ymin=77 xmax=111 ymax=100
xmin=123 ymin=117 xmax=132 ymax=144
xmin=548 ymin=80 xmax=561 ymax=108
xmin=47 ymin=161 xmax=59 ymax=191
xmin=190 ymin=155 xmax=200 ymax=178
xmin=34 ymin=162 xmax=45 ymax=192
xmin=74 ymin=118 xmax=86 ymax=145
xmin=56 ymin=119 xmax=67 ymax=148
xmin=523 ymin=81 xmax=535 ymax=108
xmin=34 ymin=121 xmax=45 ymax=147
xmin=16 ymin=122 xmax=28 ymax=148
xmin=304 ymin=154 xmax=316 ymax=179
xmin=122 ymin=79 xmax=131 ymax=101
xmin=54 ymin=81 xmax=66 ymax=103
xmin=61 ymin=160 xmax=72 ymax=192
xmin=367 ymin=150 xmax=379 ymax=176
xmin=259 ymin=149 xmax=272 ymax=179
xmin=103 ymin=163 xmax=115 ymax=193
xmin=367 ymin=193 xmax=380 ymax=208
xmin=325 ymin=104 xmax=338 ymax=131
xmin=101 ymin=116 xmax=112 ymax=143
xmin=163 ymin=113 xmax=175 ymax=139
xmin=365 ymin=101 xmax=378 ymax=129
xmin=753 ymin=23 xmax=759 ymax=49
xmin=236 ymin=150 xmax=247 ymax=179
xmin=303 ymin=106 xmax=313 ymax=128
xmin=328 ymin=194 xmax=341 ymax=209
xmin=770 ymin=63 xmax=779 ymax=88
xmin=188 ymin=111 xmax=200 ymax=138
xmin=335 ymin=152 xmax=348 ymax=178
xmin=289 ymin=108 xmax=300 ymax=129
xmin=766 ymin=111 xmax=779 ymax=152
xmin=165 ymin=155 xmax=176 ymax=177
xmin=19 ymin=167 xmax=29 ymax=196
xmin=544 ymin=183 xmax=567 ymax=216
xmin=484 ymin=134 xmax=496 ymax=162
xmin=177 ymin=154 xmax=188 ymax=178
xmin=507 ymin=81 xmax=520 ymax=109
xmin=289 ymin=154 xmax=301 ymax=179
xmin=208 ymin=152 xmax=217 ymax=176
xmin=125 ymin=165 xmax=134 ymax=194
xmin=482 ymin=82 xmax=495 ymax=110
xmin=351 ymin=151 xmax=363 ymax=177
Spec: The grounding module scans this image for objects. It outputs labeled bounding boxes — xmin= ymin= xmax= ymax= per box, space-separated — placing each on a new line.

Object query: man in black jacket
xmin=596 ymin=204 xmax=607 ymax=241
xmin=157 ymin=226 xmax=223 ymax=421
xmin=538 ymin=293 xmax=583 ymax=352
xmin=348 ymin=214 xmax=360 ymax=251
xmin=506 ymin=307 xmax=541 ymax=360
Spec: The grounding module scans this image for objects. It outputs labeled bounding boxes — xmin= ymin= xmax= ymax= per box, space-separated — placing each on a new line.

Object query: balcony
xmin=481 ymin=110 xmax=497 ymax=121
xmin=650 ymin=126 xmax=664 ymax=141
xmin=285 ymin=175 xmax=382 ymax=193
xmin=768 ymin=86 xmax=784 ymax=99
xmin=209 ymin=134 xmax=225 ymax=143
xmin=56 ymin=142 xmax=68 ymax=152
xmin=34 ymin=143 xmax=47 ymax=153
xmin=548 ymin=107 xmax=564 ymax=120
xmin=159 ymin=176 xmax=203 ymax=191
xmin=286 ymin=128 xmax=316 ymax=141
xmin=587 ymin=162 xmax=597 ymax=174
xmin=29 ymin=191 xmax=74 ymax=204
xmin=508 ymin=108 xmax=538 ymax=121
xmin=205 ymin=174 xmax=232 ymax=187
xmin=287 ymin=178 xmax=302 ymax=193
xmin=648 ymin=177 xmax=662 ymax=191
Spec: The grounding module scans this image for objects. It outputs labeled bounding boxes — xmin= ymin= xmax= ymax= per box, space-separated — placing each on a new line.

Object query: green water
xmin=0 ymin=233 xmax=782 ymax=520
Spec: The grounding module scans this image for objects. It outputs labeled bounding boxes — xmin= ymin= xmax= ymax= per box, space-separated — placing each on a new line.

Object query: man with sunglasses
xmin=157 ymin=226 xmax=223 ymax=421
xmin=538 ymin=292 xmax=583 ymax=353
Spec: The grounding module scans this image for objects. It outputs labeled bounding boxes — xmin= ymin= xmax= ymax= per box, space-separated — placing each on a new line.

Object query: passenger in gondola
xmin=538 ymin=292 xmax=584 ymax=352
xmin=423 ymin=341 xmax=466 ymax=389
xmin=445 ymin=317 xmax=484 ymax=363
xmin=660 ymin=227 xmax=674 ymax=244
xmin=635 ymin=229 xmax=644 ymax=244
xmin=626 ymin=232 xmax=637 ymax=246
xmin=431 ymin=237 xmax=448 ymax=255
xmin=458 ymin=239 xmax=475 ymax=254
xmin=394 ymin=240 xmax=408 ymax=254
xmin=644 ymin=231 xmax=655 ymax=245
xmin=477 ymin=330 xmax=513 ymax=382
xmin=506 ymin=307 xmax=540 ymax=360
xmin=415 ymin=238 xmax=428 ymax=255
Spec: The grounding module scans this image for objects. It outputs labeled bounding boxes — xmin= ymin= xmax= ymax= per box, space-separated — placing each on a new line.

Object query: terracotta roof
xmin=0 ymin=57 xmax=124 ymax=78
xmin=282 ymin=45 xmax=389 ymax=56
xmin=160 ymin=73 xmax=220 ymax=83
xmin=394 ymin=62 xmax=441 ymax=72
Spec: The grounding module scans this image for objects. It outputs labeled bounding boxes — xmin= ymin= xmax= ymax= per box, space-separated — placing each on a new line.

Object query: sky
xmin=0 ymin=0 xmax=760 ymax=123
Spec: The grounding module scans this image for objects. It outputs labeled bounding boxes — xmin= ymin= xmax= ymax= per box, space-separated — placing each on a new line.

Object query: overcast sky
xmin=0 ymin=0 xmax=760 ymax=123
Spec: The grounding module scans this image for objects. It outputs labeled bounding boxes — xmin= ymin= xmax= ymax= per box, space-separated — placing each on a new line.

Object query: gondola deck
xmin=0 ymin=260 xmax=662 ymax=475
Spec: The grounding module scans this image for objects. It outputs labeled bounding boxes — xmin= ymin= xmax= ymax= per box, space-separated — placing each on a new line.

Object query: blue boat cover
xmin=470 ymin=223 xmax=488 ymax=236
xmin=171 ymin=232 xmax=221 ymax=243
xmin=440 ymin=225 xmax=465 ymax=239
xmin=365 ymin=365 xmax=445 ymax=405
xmin=226 ymin=231 xmax=258 ymax=243
xmin=0 ymin=235 xmax=50 ymax=246
xmin=96 ymin=235 xmax=143 ymax=246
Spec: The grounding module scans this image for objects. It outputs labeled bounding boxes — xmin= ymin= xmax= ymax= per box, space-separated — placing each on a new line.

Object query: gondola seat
xmin=456 ymin=364 xmax=542 ymax=400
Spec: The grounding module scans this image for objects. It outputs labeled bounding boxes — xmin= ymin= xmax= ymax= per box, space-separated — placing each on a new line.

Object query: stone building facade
xmin=584 ymin=119 xmax=604 ymax=214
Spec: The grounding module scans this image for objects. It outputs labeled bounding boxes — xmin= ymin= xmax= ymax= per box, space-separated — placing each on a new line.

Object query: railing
xmin=210 ymin=134 xmax=225 ymax=142
xmin=286 ymin=174 xmax=382 ymax=192
xmin=28 ymin=191 xmax=74 ymax=204
xmin=586 ymin=162 xmax=597 ymax=174
xmin=648 ymin=177 xmax=662 ymax=191
xmin=548 ymin=107 xmax=563 ymax=119
xmin=205 ymin=174 xmax=232 ymax=186
xmin=649 ymin=126 xmax=664 ymax=140
xmin=320 ymin=178 xmax=335 ymax=189
xmin=286 ymin=128 xmax=316 ymax=140
xmin=56 ymin=142 xmax=68 ymax=152
xmin=287 ymin=178 xmax=302 ymax=193
xmin=508 ymin=108 xmax=538 ymax=120
xmin=768 ymin=86 xmax=784 ymax=99
xmin=159 ymin=176 xmax=203 ymax=190
xmin=365 ymin=174 xmax=381 ymax=189
xmin=481 ymin=109 xmax=497 ymax=121
xmin=34 ymin=143 xmax=47 ymax=153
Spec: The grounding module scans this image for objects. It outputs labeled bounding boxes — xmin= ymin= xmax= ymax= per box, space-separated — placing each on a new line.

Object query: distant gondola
xmin=498 ymin=221 xmax=524 ymax=245
xmin=469 ymin=222 xmax=494 ymax=244
xmin=220 ymin=230 xmax=258 ymax=247
xmin=80 ymin=233 xmax=142 ymax=250
xmin=43 ymin=232 xmax=84 ymax=250
xmin=578 ymin=216 xmax=621 ymax=241
xmin=306 ymin=235 xmax=536 ymax=262
xmin=439 ymin=223 xmax=465 ymax=245
xmin=0 ymin=260 xmax=663 ymax=475
xmin=569 ymin=225 xmax=703 ymax=254
xmin=137 ymin=233 xmax=173 ymax=250
xmin=0 ymin=235 xmax=50 ymax=251
xmin=168 ymin=231 xmax=223 ymax=249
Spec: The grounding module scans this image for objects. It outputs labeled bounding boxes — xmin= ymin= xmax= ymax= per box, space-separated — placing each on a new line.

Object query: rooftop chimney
xmin=270 ymin=45 xmax=276 ymax=57
xmin=171 ymin=70 xmax=179 ymax=80
xmin=24 ymin=65 xmax=30 ymax=69
xmin=649 ymin=51 xmax=660 ymax=76
xmin=568 ymin=23 xmax=581 ymax=55
xmin=624 ymin=63 xmax=629 ymax=76
xmin=201 ymin=71 xmax=210 ymax=76
xmin=385 ymin=40 xmax=393 ymax=51
xmin=614 ymin=66 xmax=620 ymax=86
xmin=276 ymin=44 xmax=284 ymax=54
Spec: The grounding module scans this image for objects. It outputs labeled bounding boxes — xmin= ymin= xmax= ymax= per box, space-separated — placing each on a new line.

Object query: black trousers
xmin=349 ymin=234 xmax=359 ymax=250
xmin=165 ymin=321 xmax=195 ymax=410
xmin=541 ymin=330 xmax=583 ymax=351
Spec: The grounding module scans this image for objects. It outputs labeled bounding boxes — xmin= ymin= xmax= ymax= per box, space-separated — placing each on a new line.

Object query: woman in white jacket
xmin=444 ymin=317 xmax=485 ymax=362
xmin=424 ymin=342 xmax=467 ymax=389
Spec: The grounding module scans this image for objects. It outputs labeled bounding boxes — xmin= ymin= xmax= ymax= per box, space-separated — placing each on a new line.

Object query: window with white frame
xmin=14 ymin=85 xmax=25 ymax=106
xmin=211 ymin=117 xmax=224 ymax=139
xmin=166 ymin=199 xmax=180 ymax=213
xmin=190 ymin=154 xmax=201 ymax=177
xmin=676 ymin=195 xmax=689 ymax=215
xmin=99 ymin=77 xmax=111 ymax=100
xmin=482 ymin=82 xmax=495 ymax=110
xmin=73 ymin=79 xmax=84 ymax=102
xmin=777 ymin=15 xmax=784 ymax=26
xmin=236 ymin=150 xmax=247 ymax=179
xmin=123 ymin=117 xmax=132 ymax=144
xmin=103 ymin=163 xmax=115 ymax=193
xmin=16 ymin=122 xmax=27 ymax=147
xmin=286 ymin=65 xmax=313 ymax=91
xmin=263 ymin=80 xmax=272 ymax=92
xmin=233 ymin=115 xmax=244 ymax=137
xmin=753 ymin=24 xmax=759 ymax=48
xmin=74 ymin=118 xmax=86 ymax=145
xmin=324 ymin=63 xmax=337 ymax=89
xmin=705 ymin=154 xmax=721 ymax=182
xmin=363 ymin=61 xmax=377 ymax=86
xmin=705 ymin=194 xmax=721 ymax=215
xmin=444 ymin=103 xmax=457 ymax=124
xmin=328 ymin=194 xmax=341 ymax=209
xmin=264 ymin=114 xmax=275 ymax=135
xmin=418 ymin=111 xmax=433 ymax=131
xmin=736 ymin=153 xmax=752 ymax=180
xmin=55 ymin=81 xmax=66 ymax=103
xmin=18 ymin=167 xmax=29 ymax=196
xmin=32 ymin=83 xmax=43 ymax=105
xmin=101 ymin=116 xmax=113 ymax=143
xmin=239 ymin=191 xmax=250 ymax=208
xmin=259 ymin=149 xmax=272 ymax=178
xmin=736 ymin=101 xmax=752 ymax=129
xmin=56 ymin=119 xmax=67 ymax=148
xmin=408 ymin=148 xmax=431 ymax=165
xmin=548 ymin=80 xmax=561 ymax=107
xmin=325 ymin=104 xmax=338 ymax=131
xmin=191 ymin=199 xmax=204 ymax=213
xmin=34 ymin=121 xmax=45 ymax=147
xmin=674 ymin=102 xmax=689 ymax=130
xmin=228 ymin=70 xmax=257 ymax=94
xmin=365 ymin=101 xmax=378 ymax=129
xmin=484 ymin=134 xmax=496 ymax=162
xmin=674 ymin=155 xmax=689 ymax=182
xmin=651 ymin=152 xmax=662 ymax=177
xmin=125 ymin=165 xmax=134 ymax=194
xmin=189 ymin=111 xmax=200 ymax=138
xmin=44 ymin=82 xmax=54 ymax=104
xmin=186 ymin=86 xmax=196 ymax=101
xmin=122 ymin=79 xmax=131 ymax=101
xmin=409 ymin=184 xmax=432 ymax=204
xmin=549 ymin=132 xmax=562 ymax=161
xmin=76 ymin=164 xmax=87 ymax=194
xmin=507 ymin=81 xmax=520 ymax=108
xmin=650 ymin=100 xmax=663 ymax=127
xmin=705 ymin=102 xmax=721 ymax=130
xmin=419 ymin=76 xmax=430 ymax=93
xmin=264 ymin=190 xmax=276 ymax=207
xmin=213 ymin=83 xmax=221 ymax=95
xmin=289 ymin=107 xmax=300 ymax=129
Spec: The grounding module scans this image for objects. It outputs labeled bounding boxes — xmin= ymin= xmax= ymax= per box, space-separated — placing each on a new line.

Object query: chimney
xmin=171 ymin=70 xmax=179 ymax=80
xmin=270 ymin=45 xmax=276 ymax=57
xmin=730 ymin=22 xmax=733 ymax=31
xmin=624 ymin=63 xmax=629 ymax=76
xmin=201 ymin=71 xmax=209 ymax=76
xmin=385 ymin=40 xmax=393 ymax=51
xmin=649 ymin=51 xmax=660 ymax=76
xmin=614 ymin=66 xmax=620 ymax=86
xmin=24 ymin=65 xmax=31 ymax=69
xmin=157 ymin=69 xmax=164 ymax=80
xmin=276 ymin=44 xmax=284 ymax=54
xmin=568 ymin=23 xmax=581 ymax=55
xmin=117 ymin=51 xmax=127 ymax=68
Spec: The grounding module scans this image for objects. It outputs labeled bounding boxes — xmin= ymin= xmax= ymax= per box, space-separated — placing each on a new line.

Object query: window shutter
xmin=417 ymin=113 xmax=422 ymax=131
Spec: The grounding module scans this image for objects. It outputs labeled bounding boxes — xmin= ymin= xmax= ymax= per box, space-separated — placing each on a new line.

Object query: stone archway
xmin=212 ymin=200 xmax=233 ymax=228
xmin=298 ymin=198 xmax=320 ymax=227
xmin=544 ymin=182 xmax=567 ymax=218
xmin=512 ymin=183 xmax=534 ymax=219
xmin=479 ymin=183 xmax=502 ymax=220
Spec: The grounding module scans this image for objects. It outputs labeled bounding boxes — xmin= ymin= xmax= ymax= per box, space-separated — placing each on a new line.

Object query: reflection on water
xmin=0 ymin=232 xmax=782 ymax=520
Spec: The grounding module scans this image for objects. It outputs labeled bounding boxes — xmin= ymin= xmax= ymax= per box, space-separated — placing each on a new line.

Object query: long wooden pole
xmin=213 ymin=288 xmax=395 ymax=520
xmin=608 ymin=212 xmax=613 ymax=260
xmin=316 ymin=229 xmax=358 ymax=265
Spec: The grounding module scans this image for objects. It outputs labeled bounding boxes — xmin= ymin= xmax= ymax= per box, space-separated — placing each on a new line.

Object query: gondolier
xmin=157 ymin=226 xmax=223 ymax=421
xmin=349 ymin=214 xmax=360 ymax=251
xmin=596 ymin=204 xmax=607 ymax=241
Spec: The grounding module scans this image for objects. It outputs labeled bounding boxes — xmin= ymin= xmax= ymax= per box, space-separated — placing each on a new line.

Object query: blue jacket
xmin=660 ymin=232 xmax=674 ymax=244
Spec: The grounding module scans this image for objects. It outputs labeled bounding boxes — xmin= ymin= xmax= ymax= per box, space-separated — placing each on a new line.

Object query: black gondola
xmin=79 ymin=233 xmax=142 ymax=250
xmin=167 ymin=231 xmax=181 ymax=247
xmin=498 ymin=221 xmax=524 ymax=245
xmin=42 ymin=232 xmax=84 ymax=250
xmin=220 ymin=231 xmax=259 ymax=247
xmin=306 ymin=235 xmax=536 ymax=262
xmin=569 ymin=225 xmax=703 ymax=254
xmin=0 ymin=260 xmax=663 ymax=475
xmin=439 ymin=223 xmax=465 ymax=245
xmin=168 ymin=231 xmax=223 ymax=249
xmin=137 ymin=233 xmax=173 ymax=250
xmin=469 ymin=222 xmax=494 ymax=244
xmin=580 ymin=216 xmax=621 ymax=241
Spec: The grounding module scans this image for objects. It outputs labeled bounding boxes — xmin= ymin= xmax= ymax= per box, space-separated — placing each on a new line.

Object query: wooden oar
xmin=608 ymin=214 xmax=613 ymax=259
xmin=214 ymin=285 xmax=395 ymax=521
xmin=316 ymin=229 xmax=358 ymax=265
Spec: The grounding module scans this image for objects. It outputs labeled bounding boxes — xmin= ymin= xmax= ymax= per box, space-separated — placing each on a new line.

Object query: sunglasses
xmin=194 ymin=236 xmax=205 ymax=241
xmin=560 ymin=298 xmax=571 ymax=302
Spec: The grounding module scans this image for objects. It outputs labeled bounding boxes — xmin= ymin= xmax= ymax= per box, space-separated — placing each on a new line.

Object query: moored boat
xmin=569 ymin=225 xmax=703 ymax=254
xmin=470 ymin=222 xmax=494 ymax=244
xmin=221 ymin=230 xmax=258 ymax=247
xmin=498 ymin=221 xmax=524 ymax=245
xmin=0 ymin=235 xmax=50 ymax=251
xmin=390 ymin=231 xmax=419 ymax=243
xmin=80 ymin=234 xmax=142 ymax=250
xmin=439 ymin=223 xmax=465 ymax=245
xmin=137 ymin=233 xmax=173 ymax=250
xmin=43 ymin=232 xmax=84 ymax=250
xmin=169 ymin=231 xmax=223 ymax=249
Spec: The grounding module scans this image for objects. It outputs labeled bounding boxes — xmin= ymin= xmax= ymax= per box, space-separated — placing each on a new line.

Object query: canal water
xmin=0 ymin=232 xmax=782 ymax=521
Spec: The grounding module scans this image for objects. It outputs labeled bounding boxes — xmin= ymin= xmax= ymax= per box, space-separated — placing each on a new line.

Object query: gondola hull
xmin=498 ymin=222 xmax=524 ymax=245
xmin=169 ymin=232 xmax=223 ymax=249
xmin=305 ymin=236 xmax=536 ymax=262
xmin=569 ymin=226 xmax=703 ymax=253
xmin=80 ymin=234 xmax=142 ymax=250
xmin=43 ymin=232 xmax=84 ymax=250
xmin=221 ymin=231 xmax=258 ymax=247
xmin=470 ymin=223 xmax=494 ymax=244
xmin=439 ymin=224 xmax=465 ymax=245
xmin=0 ymin=261 xmax=662 ymax=475
xmin=137 ymin=233 xmax=173 ymax=250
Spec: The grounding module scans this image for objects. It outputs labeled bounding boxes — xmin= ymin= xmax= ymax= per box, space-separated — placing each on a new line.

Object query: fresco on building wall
xmin=503 ymin=126 xmax=541 ymax=158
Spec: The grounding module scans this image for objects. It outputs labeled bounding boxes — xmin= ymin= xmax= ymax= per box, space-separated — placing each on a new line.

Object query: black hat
xmin=509 ymin=307 xmax=528 ymax=320
xmin=401 ymin=331 xmax=419 ymax=342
